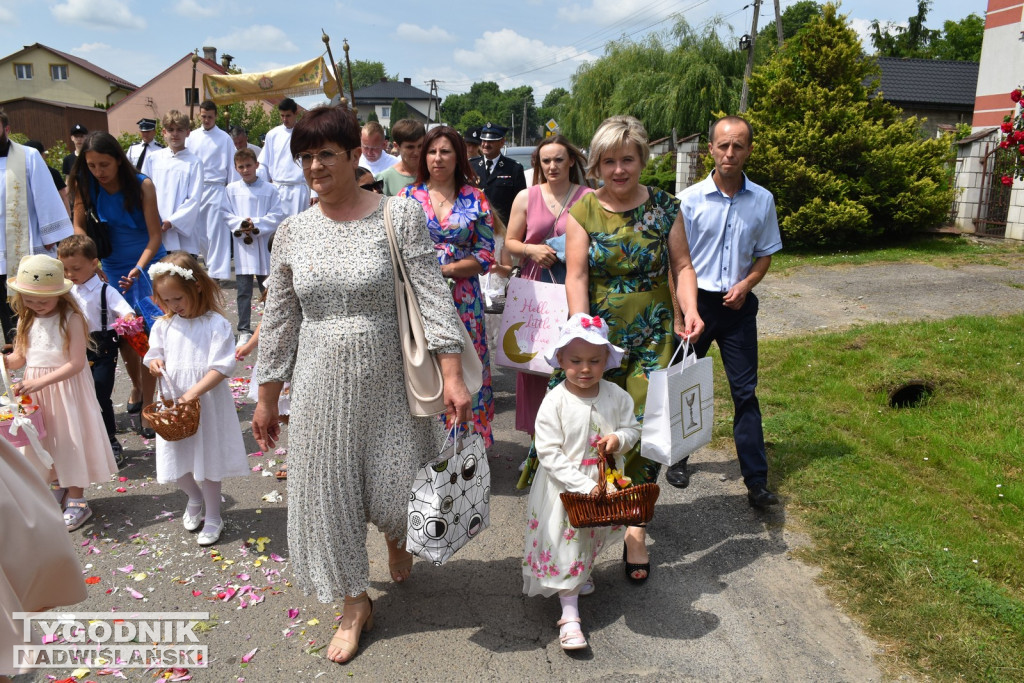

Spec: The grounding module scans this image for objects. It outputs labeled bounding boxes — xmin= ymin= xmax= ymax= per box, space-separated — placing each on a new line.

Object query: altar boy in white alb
xmin=185 ymin=100 xmax=235 ymax=279
xmin=223 ymin=147 xmax=285 ymax=342
xmin=257 ymin=98 xmax=310 ymax=217
xmin=142 ymin=110 xmax=203 ymax=256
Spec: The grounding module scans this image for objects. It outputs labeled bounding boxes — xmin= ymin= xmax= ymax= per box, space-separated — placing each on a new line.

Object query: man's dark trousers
xmin=691 ymin=288 xmax=768 ymax=488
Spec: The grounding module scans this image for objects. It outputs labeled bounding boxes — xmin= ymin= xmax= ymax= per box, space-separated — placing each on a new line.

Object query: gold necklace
xmin=428 ymin=185 xmax=455 ymax=208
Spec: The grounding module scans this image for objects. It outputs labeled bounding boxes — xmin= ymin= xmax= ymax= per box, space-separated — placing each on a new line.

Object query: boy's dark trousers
xmin=88 ymin=341 xmax=118 ymax=438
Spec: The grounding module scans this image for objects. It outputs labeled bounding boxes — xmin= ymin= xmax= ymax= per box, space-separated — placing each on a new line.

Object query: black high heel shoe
xmin=623 ymin=542 xmax=651 ymax=584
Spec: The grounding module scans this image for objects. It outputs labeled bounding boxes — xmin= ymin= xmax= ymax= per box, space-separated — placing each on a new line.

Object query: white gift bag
xmin=640 ymin=339 xmax=714 ymax=466
xmin=407 ymin=427 xmax=491 ymax=565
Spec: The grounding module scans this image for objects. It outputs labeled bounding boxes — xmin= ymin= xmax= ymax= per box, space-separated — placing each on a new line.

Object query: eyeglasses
xmin=294 ymin=149 xmax=345 ymax=168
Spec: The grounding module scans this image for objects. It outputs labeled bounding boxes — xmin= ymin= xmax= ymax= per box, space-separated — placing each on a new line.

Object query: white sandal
xmin=557 ymin=617 xmax=587 ymax=651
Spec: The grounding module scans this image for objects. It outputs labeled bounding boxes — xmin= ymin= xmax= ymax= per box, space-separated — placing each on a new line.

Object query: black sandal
xmin=623 ymin=542 xmax=650 ymax=584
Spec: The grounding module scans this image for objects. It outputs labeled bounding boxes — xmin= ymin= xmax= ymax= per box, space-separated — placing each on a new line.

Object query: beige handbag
xmin=384 ymin=198 xmax=483 ymax=416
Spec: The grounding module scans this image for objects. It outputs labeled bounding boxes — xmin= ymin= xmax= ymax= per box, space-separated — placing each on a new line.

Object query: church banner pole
xmin=189 ymin=50 xmax=199 ymax=121
xmin=321 ymin=31 xmax=348 ymax=109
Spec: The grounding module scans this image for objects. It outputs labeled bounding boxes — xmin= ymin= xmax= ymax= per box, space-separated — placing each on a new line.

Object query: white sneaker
xmin=235 ymin=332 xmax=252 ymax=350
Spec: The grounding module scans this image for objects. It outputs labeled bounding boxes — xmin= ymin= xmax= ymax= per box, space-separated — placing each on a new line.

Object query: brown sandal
xmin=326 ymin=594 xmax=374 ymax=663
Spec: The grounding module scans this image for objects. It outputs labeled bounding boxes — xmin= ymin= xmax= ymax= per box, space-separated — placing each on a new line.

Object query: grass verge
xmin=771 ymin=234 xmax=1024 ymax=274
xmin=713 ymin=314 xmax=1023 ymax=681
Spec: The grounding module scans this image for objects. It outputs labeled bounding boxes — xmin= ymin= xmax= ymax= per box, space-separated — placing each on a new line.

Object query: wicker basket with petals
xmin=142 ymin=373 xmax=200 ymax=441
xmin=560 ymin=459 xmax=660 ymax=528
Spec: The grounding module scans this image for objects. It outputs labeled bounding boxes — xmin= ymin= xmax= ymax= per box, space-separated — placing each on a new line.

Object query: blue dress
xmin=91 ymin=173 xmax=166 ymax=316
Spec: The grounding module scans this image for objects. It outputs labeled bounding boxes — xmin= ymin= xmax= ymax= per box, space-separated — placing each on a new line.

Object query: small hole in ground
xmin=889 ymin=382 xmax=933 ymax=408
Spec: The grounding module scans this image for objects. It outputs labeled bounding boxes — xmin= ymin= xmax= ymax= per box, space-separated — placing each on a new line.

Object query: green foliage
xmin=457 ymin=109 xmax=486 ymax=133
xmin=117 ymin=132 xmax=141 ymax=153
xmin=8 ymin=133 xmax=28 ymax=144
xmin=870 ymin=1 xmax=982 ymax=62
xmin=561 ymin=18 xmax=745 ymax=146
xmin=340 ymin=60 xmax=392 ymax=94
xmin=930 ymin=14 xmax=984 ymax=62
xmin=439 ymin=81 xmax=539 ymax=142
xmin=223 ymin=101 xmax=277 ymax=142
xmin=754 ymin=1 xmax=824 ymax=63
xmin=537 ymin=87 xmax=570 ymax=132
xmin=639 ymin=153 xmax=676 ymax=193
xmin=744 ymin=3 xmax=954 ymax=247
xmin=389 ymin=98 xmax=410 ymax=124
xmin=366 ymin=110 xmax=379 ymax=123
xmin=44 ymin=140 xmax=70 ymax=172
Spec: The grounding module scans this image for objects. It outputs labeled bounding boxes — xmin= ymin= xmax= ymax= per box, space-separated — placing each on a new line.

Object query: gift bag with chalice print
xmin=407 ymin=426 xmax=490 ymax=565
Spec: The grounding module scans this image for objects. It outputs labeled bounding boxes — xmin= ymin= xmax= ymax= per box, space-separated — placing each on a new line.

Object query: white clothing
xmin=126 ymin=140 xmax=164 ymax=169
xmin=228 ymin=143 xmax=264 ymax=184
xmin=70 ymin=274 xmax=134 ymax=332
xmin=0 ymin=144 xmax=74 ymax=274
xmin=143 ymin=312 xmax=249 ymax=484
xmin=257 ymin=125 xmax=310 ymax=217
xmin=223 ymin=178 xmax=286 ymax=276
xmin=142 ymin=147 xmax=204 ymax=254
xmin=522 ymin=380 xmax=640 ymax=597
xmin=358 ymin=152 xmax=398 ymax=175
xmin=186 ymin=125 xmax=234 ymax=274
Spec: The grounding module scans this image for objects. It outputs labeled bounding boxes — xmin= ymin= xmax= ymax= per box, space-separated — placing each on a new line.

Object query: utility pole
xmin=522 ymin=99 xmax=528 ymax=146
xmin=774 ymin=0 xmax=784 ymax=47
xmin=739 ymin=0 xmax=761 ymax=113
xmin=426 ymin=79 xmax=439 ymax=123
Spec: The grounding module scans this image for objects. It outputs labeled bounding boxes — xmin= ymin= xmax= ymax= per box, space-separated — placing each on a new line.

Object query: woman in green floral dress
xmin=555 ymin=115 xmax=703 ymax=583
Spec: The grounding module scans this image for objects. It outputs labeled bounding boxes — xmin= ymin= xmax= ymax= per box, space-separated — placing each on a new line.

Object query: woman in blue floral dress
xmin=400 ymin=126 xmax=495 ymax=446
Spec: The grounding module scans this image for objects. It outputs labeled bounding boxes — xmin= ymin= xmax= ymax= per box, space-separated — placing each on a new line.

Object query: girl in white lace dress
xmin=523 ymin=313 xmax=640 ymax=652
xmin=4 ymin=254 xmax=117 ymax=531
xmin=144 ymin=252 xmax=249 ymax=546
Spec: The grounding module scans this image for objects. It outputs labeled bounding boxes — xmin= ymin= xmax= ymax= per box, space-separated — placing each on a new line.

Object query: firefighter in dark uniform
xmin=126 ymin=118 xmax=164 ymax=170
xmin=470 ymin=123 xmax=526 ymax=225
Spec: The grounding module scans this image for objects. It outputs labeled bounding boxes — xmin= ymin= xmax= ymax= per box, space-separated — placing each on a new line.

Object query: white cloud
xmin=51 ymin=0 xmax=146 ymax=30
xmin=0 ymin=7 xmax=16 ymax=24
xmin=452 ymin=29 xmax=596 ymax=86
xmin=204 ymin=26 xmax=299 ymax=53
xmin=176 ymin=0 xmax=219 ymax=18
xmin=395 ymin=23 xmax=456 ymax=43
xmin=72 ymin=42 xmax=113 ymax=53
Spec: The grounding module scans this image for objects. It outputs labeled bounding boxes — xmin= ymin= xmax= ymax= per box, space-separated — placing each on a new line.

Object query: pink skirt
xmin=24 ymin=365 xmax=117 ymax=488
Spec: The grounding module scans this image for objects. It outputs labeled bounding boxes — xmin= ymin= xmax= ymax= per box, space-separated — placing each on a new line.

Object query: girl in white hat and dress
xmin=522 ymin=312 xmax=641 ymax=652
xmin=3 ymin=254 xmax=117 ymax=530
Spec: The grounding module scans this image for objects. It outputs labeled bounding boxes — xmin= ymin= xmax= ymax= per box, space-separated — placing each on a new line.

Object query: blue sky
xmin=1 ymin=0 xmax=982 ymax=103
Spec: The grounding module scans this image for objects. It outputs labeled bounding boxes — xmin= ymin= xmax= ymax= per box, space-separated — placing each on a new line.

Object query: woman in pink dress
xmin=504 ymin=136 xmax=593 ymax=436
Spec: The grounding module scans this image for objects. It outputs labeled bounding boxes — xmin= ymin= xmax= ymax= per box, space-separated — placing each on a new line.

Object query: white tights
xmin=176 ymin=475 xmax=222 ymax=525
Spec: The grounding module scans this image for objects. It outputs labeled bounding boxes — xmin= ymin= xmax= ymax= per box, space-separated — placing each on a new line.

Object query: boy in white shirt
xmin=142 ymin=110 xmax=204 ymax=256
xmin=223 ymin=147 xmax=286 ymax=346
xmin=59 ymin=235 xmax=136 ymax=465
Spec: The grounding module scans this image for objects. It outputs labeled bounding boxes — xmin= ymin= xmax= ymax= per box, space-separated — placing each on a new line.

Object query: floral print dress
xmin=400 ymin=183 xmax=496 ymax=447
xmin=523 ymin=380 xmax=640 ymax=597
xmin=517 ymin=187 xmax=680 ymax=489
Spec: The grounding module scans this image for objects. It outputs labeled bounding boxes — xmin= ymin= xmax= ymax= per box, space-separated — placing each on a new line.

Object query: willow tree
xmin=744 ymin=3 xmax=954 ymax=247
xmin=561 ymin=19 xmax=745 ymax=145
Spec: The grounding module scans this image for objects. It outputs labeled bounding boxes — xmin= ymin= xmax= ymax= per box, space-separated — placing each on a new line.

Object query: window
xmin=185 ymin=87 xmax=200 ymax=106
xmin=381 ymin=106 xmax=390 ymax=118
xmin=50 ymin=64 xmax=69 ymax=81
xmin=14 ymin=63 xmax=33 ymax=80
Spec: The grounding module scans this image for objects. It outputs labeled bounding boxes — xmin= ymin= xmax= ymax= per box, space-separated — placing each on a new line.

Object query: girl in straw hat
xmin=4 ymin=254 xmax=117 ymax=531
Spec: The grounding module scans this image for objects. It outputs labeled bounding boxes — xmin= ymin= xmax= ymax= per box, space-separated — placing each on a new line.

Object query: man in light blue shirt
xmin=670 ymin=115 xmax=783 ymax=509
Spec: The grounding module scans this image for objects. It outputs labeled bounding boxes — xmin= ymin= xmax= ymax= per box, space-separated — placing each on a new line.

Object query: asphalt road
xmin=27 ymin=256 xmax=1024 ymax=681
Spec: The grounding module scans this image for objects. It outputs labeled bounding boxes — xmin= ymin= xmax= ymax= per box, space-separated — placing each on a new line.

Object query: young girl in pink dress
xmin=4 ymin=254 xmax=117 ymax=530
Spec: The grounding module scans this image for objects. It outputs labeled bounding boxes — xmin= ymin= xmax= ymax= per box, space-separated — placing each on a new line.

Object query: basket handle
xmin=0 ymin=361 xmax=27 ymax=416
xmin=154 ymin=370 xmax=184 ymax=407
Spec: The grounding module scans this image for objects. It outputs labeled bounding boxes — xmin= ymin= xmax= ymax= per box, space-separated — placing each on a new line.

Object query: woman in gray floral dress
xmin=251 ymin=106 xmax=472 ymax=664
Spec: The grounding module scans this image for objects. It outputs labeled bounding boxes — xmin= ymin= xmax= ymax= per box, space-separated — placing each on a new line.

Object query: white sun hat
xmin=545 ymin=313 xmax=625 ymax=370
